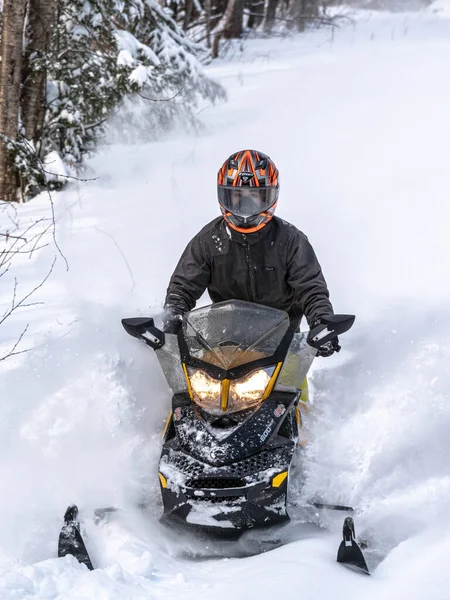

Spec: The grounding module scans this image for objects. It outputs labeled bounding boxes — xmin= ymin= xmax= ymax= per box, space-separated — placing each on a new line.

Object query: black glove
xmin=162 ymin=308 xmax=183 ymax=334
xmin=316 ymin=337 xmax=341 ymax=357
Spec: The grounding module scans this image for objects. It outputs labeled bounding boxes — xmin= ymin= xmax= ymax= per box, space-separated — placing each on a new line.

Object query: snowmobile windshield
xmin=183 ymin=300 xmax=289 ymax=369
xmin=218 ymin=186 xmax=277 ymax=217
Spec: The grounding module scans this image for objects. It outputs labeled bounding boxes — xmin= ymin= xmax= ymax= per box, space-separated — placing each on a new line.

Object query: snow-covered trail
xmin=1 ymin=5 xmax=450 ymax=599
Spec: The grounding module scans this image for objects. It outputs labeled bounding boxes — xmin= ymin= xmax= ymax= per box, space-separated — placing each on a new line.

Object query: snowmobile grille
xmin=193 ymin=495 xmax=244 ymax=504
xmin=167 ymin=448 xmax=291 ymax=478
xmin=186 ymin=477 xmax=245 ymax=489
xmin=227 ymin=449 xmax=291 ymax=477
xmin=168 ymin=452 xmax=204 ymax=476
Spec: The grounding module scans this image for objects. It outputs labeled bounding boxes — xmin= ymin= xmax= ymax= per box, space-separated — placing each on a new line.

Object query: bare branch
xmin=47 ymin=189 xmax=69 ymax=271
xmin=0 ymin=324 xmax=30 ymax=362
xmin=43 ymin=168 xmax=99 ymax=183
xmin=95 ymin=227 xmax=136 ymax=292
xmin=0 ymin=232 xmax=28 ymax=242
xmin=40 ymin=156 xmax=99 ymax=182
xmin=0 ymin=257 xmax=56 ymax=326
xmin=0 ymin=244 xmax=50 ymax=254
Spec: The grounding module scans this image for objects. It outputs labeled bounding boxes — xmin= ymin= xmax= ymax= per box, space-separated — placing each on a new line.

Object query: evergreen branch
xmin=136 ymin=89 xmax=183 ymax=102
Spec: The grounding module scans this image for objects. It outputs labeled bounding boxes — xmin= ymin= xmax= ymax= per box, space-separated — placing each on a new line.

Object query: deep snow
xmin=1 ymin=4 xmax=450 ymax=599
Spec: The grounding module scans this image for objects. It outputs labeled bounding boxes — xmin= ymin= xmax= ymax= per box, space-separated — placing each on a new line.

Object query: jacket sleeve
xmin=286 ymin=231 xmax=333 ymax=326
xmin=164 ymin=233 xmax=211 ymax=316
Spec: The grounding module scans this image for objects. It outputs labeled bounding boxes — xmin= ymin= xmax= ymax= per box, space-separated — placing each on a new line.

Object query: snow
xmin=115 ymin=30 xmax=160 ymax=67
xmin=1 ymin=6 xmax=450 ymax=600
xmin=43 ymin=151 xmax=69 ymax=182
xmin=185 ymin=503 xmax=239 ymax=528
xmin=429 ymin=0 xmax=450 ymax=17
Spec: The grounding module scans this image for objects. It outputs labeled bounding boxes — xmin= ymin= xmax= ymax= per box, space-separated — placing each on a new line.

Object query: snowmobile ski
xmin=58 ymin=505 xmax=94 ymax=570
xmin=312 ymin=502 xmax=354 ymax=512
xmin=336 ymin=516 xmax=369 ymax=575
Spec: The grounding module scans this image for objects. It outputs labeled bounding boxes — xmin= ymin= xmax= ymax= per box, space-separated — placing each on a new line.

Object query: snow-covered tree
xmin=0 ymin=0 xmax=225 ymax=201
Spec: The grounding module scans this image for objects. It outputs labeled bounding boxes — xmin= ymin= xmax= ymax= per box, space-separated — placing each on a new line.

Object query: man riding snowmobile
xmin=164 ymin=149 xmax=339 ymax=358
xmin=58 ymin=150 xmax=370 ymax=574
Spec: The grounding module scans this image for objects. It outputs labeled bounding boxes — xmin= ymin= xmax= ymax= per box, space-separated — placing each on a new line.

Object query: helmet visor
xmin=218 ymin=186 xmax=277 ymax=217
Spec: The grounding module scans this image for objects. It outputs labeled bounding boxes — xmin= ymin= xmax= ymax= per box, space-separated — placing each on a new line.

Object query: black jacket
xmin=164 ymin=216 xmax=333 ymax=329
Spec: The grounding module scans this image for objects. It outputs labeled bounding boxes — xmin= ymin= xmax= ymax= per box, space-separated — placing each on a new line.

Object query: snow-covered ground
xmin=1 ymin=4 xmax=450 ymax=599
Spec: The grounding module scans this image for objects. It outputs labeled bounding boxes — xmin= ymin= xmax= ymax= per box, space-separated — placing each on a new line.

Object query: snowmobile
xmin=58 ymin=300 xmax=369 ymax=574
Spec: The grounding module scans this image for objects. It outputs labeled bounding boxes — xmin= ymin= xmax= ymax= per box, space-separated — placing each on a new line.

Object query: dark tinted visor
xmin=218 ymin=186 xmax=277 ymax=217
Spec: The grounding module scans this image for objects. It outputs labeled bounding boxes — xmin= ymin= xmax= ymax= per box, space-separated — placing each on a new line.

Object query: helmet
xmin=217 ymin=149 xmax=279 ymax=233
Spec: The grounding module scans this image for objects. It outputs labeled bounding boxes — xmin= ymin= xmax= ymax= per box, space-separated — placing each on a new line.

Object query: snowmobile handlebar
xmin=121 ymin=312 xmax=355 ymax=352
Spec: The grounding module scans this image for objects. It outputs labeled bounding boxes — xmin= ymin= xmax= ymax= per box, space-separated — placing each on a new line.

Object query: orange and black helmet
xmin=217 ymin=149 xmax=279 ymax=233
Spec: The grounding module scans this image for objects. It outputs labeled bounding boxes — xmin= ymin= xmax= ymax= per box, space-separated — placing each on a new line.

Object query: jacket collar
xmin=222 ymin=219 xmax=275 ymax=246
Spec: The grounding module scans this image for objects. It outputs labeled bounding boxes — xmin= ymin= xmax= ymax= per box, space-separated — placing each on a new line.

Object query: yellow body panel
xmin=262 ymin=362 xmax=283 ymax=400
xmin=300 ymin=377 xmax=309 ymax=403
xmin=221 ymin=379 xmax=230 ymax=411
xmin=182 ymin=363 xmax=194 ymax=399
xmin=272 ymin=471 xmax=288 ymax=487
xmin=162 ymin=411 xmax=172 ymax=438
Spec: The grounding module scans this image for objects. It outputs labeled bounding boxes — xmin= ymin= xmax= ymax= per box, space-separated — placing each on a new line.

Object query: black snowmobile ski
xmin=312 ymin=502 xmax=354 ymax=512
xmin=58 ymin=505 xmax=94 ymax=570
xmin=337 ymin=516 xmax=369 ymax=575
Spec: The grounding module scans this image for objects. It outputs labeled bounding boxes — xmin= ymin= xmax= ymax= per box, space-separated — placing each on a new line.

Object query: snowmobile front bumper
xmin=159 ymin=457 xmax=291 ymax=535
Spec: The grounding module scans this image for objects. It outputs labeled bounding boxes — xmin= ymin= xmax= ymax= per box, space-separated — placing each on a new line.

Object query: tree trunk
xmin=205 ymin=0 xmax=212 ymax=48
xmin=289 ymin=0 xmax=319 ymax=31
xmin=247 ymin=0 xmax=264 ymax=29
xmin=22 ymin=0 xmax=57 ymax=149
xmin=223 ymin=0 xmax=244 ymax=38
xmin=212 ymin=0 xmax=236 ymax=58
xmin=264 ymin=0 xmax=278 ymax=32
xmin=211 ymin=0 xmax=228 ymax=30
xmin=183 ymin=0 xmax=194 ymax=30
xmin=169 ymin=1 xmax=178 ymax=20
xmin=0 ymin=0 xmax=27 ymax=202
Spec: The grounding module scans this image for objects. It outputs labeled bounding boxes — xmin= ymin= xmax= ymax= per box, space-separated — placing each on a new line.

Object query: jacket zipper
xmin=244 ymin=243 xmax=254 ymax=302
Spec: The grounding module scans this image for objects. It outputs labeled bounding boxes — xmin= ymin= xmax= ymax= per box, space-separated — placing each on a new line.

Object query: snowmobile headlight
xmin=189 ymin=369 xmax=222 ymax=411
xmin=228 ymin=368 xmax=272 ymax=412
xmin=185 ymin=364 xmax=282 ymax=415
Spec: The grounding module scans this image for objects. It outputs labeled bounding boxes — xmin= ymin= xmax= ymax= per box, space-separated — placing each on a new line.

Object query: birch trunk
xmin=0 ymin=0 xmax=27 ymax=201
xmin=22 ymin=0 xmax=57 ymax=147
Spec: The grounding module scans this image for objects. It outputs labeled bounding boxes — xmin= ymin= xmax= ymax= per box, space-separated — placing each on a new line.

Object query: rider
xmin=163 ymin=149 xmax=339 ymax=357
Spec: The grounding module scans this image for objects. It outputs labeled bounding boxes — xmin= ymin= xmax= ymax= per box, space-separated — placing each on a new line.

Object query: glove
xmin=316 ymin=337 xmax=341 ymax=357
xmin=162 ymin=308 xmax=183 ymax=334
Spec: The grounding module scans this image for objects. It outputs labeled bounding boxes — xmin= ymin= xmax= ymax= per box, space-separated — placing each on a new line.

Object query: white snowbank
xmin=43 ymin=151 xmax=69 ymax=182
